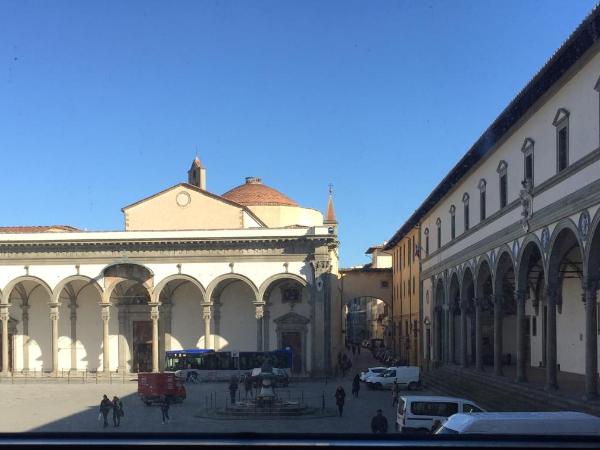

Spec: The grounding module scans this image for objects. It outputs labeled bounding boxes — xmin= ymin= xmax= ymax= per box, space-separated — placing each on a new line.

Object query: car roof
xmin=444 ymin=412 xmax=600 ymax=435
xmin=401 ymin=395 xmax=474 ymax=403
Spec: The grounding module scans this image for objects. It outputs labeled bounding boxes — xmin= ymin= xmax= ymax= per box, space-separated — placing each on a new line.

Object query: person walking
xmin=160 ymin=396 xmax=170 ymax=424
xmin=98 ymin=394 xmax=112 ymax=429
xmin=352 ymin=374 xmax=360 ymax=398
xmin=334 ymin=385 xmax=346 ymax=417
xmin=112 ymin=396 xmax=124 ymax=428
xmin=371 ymin=409 xmax=388 ymax=434
xmin=243 ymin=375 xmax=253 ymax=399
xmin=391 ymin=380 xmax=400 ymax=408
xmin=228 ymin=376 xmax=239 ymax=405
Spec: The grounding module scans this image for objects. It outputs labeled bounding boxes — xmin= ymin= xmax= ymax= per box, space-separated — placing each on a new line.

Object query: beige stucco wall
xmin=247 ymin=205 xmax=323 ymax=228
xmin=124 ymin=186 xmax=247 ymax=231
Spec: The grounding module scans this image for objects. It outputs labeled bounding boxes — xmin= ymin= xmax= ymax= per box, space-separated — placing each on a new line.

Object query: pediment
xmin=273 ymin=311 xmax=310 ymax=325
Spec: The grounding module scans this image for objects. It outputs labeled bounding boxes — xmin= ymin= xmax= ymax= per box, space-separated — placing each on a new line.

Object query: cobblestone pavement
xmin=0 ymin=351 xmax=436 ymax=434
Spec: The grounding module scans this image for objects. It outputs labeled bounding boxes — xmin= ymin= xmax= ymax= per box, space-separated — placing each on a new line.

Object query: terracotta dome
xmin=222 ymin=177 xmax=298 ymax=206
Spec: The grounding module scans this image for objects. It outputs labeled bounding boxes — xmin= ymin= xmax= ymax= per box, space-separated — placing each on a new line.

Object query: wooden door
xmin=133 ymin=321 xmax=152 ymax=373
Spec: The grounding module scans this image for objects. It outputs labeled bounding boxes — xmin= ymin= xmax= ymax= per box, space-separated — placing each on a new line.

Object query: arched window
xmin=521 ymin=138 xmax=535 ymax=186
xmin=478 ymin=179 xmax=487 ymax=221
xmin=497 ymin=160 xmax=508 ymax=209
xmin=553 ymin=108 xmax=570 ymax=173
xmin=462 ymin=193 xmax=470 ymax=231
xmin=449 ymin=205 xmax=456 ymax=240
xmin=424 ymin=228 xmax=430 ymax=256
xmin=436 ymin=217 xmax=442 ymax=249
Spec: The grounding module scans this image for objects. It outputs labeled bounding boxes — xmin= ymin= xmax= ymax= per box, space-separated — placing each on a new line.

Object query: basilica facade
xmin=0 ymin=158 xmax=340 ymax=376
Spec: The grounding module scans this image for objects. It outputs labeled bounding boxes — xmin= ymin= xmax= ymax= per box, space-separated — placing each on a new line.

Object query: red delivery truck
xmin=138 ymin=372 xmax=186 ymax=405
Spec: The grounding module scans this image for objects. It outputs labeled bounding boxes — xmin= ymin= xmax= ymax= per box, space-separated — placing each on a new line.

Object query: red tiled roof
xmin=222 ymin=177 xmax=298 ymax=207
xmin=0 ymin=225 xmax=79 ymax=233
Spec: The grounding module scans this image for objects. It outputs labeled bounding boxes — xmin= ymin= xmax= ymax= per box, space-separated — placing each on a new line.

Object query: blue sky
xmin=0 ymin=0 xmax=596 ymax=266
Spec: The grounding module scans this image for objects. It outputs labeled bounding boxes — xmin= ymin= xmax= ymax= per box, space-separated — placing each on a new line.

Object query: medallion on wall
xmin=579 ymin=210 xmax=591 ymax=242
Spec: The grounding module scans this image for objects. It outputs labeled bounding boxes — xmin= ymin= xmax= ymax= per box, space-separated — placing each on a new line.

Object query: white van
xmin=396 ymin=395 xmax=485 ymax=433
xmin=366 ymin=366 xmax=420 ymax=390
xmin=436 ymin=411 xmax=600 ymax=436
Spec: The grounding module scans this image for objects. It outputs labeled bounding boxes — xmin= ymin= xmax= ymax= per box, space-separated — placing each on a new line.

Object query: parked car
xmin=396 ymin=396 xmax=485 ymax=434
xmin=366 ymin=366 xmax=420 ymax=390
xmin=436 ymin=411 xmax=600 ymax=436
xmin=359 ymin=367 xmax=387 ymax=382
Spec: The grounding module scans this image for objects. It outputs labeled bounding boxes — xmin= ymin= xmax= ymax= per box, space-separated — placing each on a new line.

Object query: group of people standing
xmin=98 ymin=395 xmax=125 ymax=428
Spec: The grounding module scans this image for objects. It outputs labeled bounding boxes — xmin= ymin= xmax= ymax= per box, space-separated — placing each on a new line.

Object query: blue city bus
xmin=164 ymin=348 xmax=292 ymax=382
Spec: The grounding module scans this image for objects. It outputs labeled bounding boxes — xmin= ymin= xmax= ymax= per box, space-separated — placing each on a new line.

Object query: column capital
xmin=0 ymin=310 xmax=8 ymax=322
xmin=150 ymin=307 xmax=160 ymax=321
xmin=99 ymin=302 xmax=112 ymax=308
xmin=48 ymin=302 xmax=60 ymax=309
xmin=254 ymin=303 xmax=265 ymax=320
xmin=202 ymin=305 xmax=212 ymax=320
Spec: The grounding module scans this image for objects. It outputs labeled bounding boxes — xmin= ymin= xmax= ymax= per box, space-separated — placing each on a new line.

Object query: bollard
xmin=322 ymin=391 xmax=325 ymax=411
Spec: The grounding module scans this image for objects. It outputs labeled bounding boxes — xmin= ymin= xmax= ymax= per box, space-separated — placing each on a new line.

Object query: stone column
xmin=474 ymin=298 xmax=483 ymax=372
xmin=546 ymin=287 xmax=559 ymax=390
xmin=493 ymin=295 xmax=503 ymax=376
xmin=21 ymin=304 xmax=29 ymax=372
xmin=101 ymin=303 xmax=111 ymax=373
xmin=254 ymin=303 xmax=265 ymax=352
xmin=203 ymin=304 xmax=212 ymax=349
xmin=0 ymin=306 xmax=9 ymax=375
xmin=117 ymin=309 xmax=126 ymax=373
xmin=460 ymin=300 xmax=468 ymax=368
xmin=49 ymin=303 xmax=60 ymax=375
xmin=515 ymin=290 xmax=527 ymax=383
xmin=583 ymin=279 xmax=598 ymax=400
xmin=448 ymin=307 xmax=455 ymax=364
xmin=150 ymin=303 xmax=160 ymax=373
xmin=68 ymin=298 xmax=78 ymax=372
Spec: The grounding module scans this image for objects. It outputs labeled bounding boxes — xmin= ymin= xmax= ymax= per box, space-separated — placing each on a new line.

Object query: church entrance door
xmin=133 ymin=321 xmax=152 ymax=373
xmin=281 ymin=332 xmax=302 ymax=374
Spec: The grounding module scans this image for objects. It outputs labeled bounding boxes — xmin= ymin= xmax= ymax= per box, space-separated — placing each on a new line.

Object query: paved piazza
xmin=0 ymin=377 xmax=430 ymax=433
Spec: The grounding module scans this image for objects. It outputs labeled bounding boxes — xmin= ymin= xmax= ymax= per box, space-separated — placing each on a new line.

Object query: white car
xmin=360 ymin=367 xmax=387 ymax=382
xmin=397 ymin=395 xmax=485 ymax=434
xmin=436 ymin=411 xmax=600 ymax=436
xmin=366 ymin=366 xmax=420 ymax=390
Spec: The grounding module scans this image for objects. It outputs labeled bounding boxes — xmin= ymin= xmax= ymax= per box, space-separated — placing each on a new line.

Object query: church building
xmin=0 ymin=157 xmax=340 ymax=376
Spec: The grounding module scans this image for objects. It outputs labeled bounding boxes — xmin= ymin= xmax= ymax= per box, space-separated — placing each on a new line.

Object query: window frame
xmin=424 ymin=228 xmax=429 ymax=256
xmin=462 ymin=193 xmax=470 ymax=232
xmin=436 ymin=217 xmax=442 ymax=250
xmin=478 ymin=179 xmax=487 ymax=222
xmin=449 ymin=205 xmax=456 ymax=240
xmin=552 ymin=108 xmax=570 ymax=173
xmin=521 ymin=137 xmax=535 ymax=186
xmin=497 ymin=160 xmax=508 ymax=209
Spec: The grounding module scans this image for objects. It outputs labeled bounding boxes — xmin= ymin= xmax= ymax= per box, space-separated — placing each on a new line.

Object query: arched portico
xmin=460 ymin=266 xmax=475 ymax=367
xmin=583 ymin=209 xmax=600 ymax=399
xmin=475 ymin=256 xmax=494 ymax=371
xmin=493 ymin=248 xmax=516 ymax=377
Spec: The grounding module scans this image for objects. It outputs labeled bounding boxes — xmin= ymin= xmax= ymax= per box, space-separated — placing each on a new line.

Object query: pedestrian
xmin=244 ymin=375 xmax=253 ymax=399
xmin=112 ymin=396 xmax=124 ymax=427
xmin=352 ymin=374 xmax=360 ymax=398
xmin=160 ymin=396 xmax=170 ymax=424
xmin=334 ymin=385 xmax=346 ymax=417
xmin=391 ymin=380 xmax=400 ymax=408
xmin=229 ymin=376 xmax=239 ymax=405
xmin=98 ymin=394 xmax=112 ymax=429
xmin=371 ymin=409 xmax=388 ymax=434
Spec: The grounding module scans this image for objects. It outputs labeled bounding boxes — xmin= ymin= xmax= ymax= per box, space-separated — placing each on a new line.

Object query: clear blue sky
xmin=0 ymin=0 xmax=596 ymax=266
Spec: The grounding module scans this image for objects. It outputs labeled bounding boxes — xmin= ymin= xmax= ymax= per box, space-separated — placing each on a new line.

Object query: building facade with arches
xmin=0 ymin=158 xmax=341 ymax=376
xmin=386 ymin=6 xmax=600 ymax=400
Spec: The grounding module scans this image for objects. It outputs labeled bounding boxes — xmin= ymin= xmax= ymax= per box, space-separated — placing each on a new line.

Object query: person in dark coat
xmin=392 ymin=380 xmax=400 ymax=407
xmin=228 ymin=376 xmax=239 ymax=404
xmin=243 ymin=375 xmax=253 ymax=399
xmin=334 ymin=385 xmax=346 ymax=417
xmin=351 ymin=374 xmax=360 ymax=398
xmin=160 ymin=396 xmax=170 ymax=424
xmin=371 ymin=409 xmax=388 ymax=433
xmin=112 ymin=396 xmax=124 ymax=427
xmin=99 ymin=394 xmax=112 ymax=428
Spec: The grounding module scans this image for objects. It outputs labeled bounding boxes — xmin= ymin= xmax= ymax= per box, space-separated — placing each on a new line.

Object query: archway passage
xmin=448 ymin=273 xmax=461 ymax=365
xmin=547 ymin=225 xmax=584 ymax=391
xmin=110 ymin=281 xmax=153 ymax=373
xmin=460 ymin=268 xmax=475 ymax=367
xmin=517 ymin=239 xmax=545 ymax=383
xmin=475 ymin=259 xmax=494 ymax=370
xmin=494 ymin=251 xmax=516 ymax=377
xmin=433 ymin=278 xmax=445 ymax=364
xmin=585 ymin=213 xmax=600 ymax=399
xmin=261 ymin=277 xmax=310 ymax=374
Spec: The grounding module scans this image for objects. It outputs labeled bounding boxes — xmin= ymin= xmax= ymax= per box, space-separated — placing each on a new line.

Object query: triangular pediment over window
xmin=552 ymin=108 xmax=570 ymax=126
xmin=274 ymin=311 xmax=310 ymax=325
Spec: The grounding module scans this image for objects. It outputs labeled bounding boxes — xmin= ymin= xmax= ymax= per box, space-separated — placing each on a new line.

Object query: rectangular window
xmin=480 ymin=191 xmax=486 ymax=221
xmin=408 ymin=238 xmax=412 ymax=267
xmin=525 ymin=153 xmax=533 ymax=184
xmin=412 ymin=238 xmax=415 ymax=262
xmin=408 ymin=278 xmax=411 ymax=295
xmin=451 ymin=215 xmax=456 ymax=240
xmin=532 ymin=316 xmax=537 ymax=337
xmin=425 ymin=235 xmax=429 ymax=256
xmin=464 ymin=204 xmax=469 ymax=231
xmin=557 ymin=126 xmax=568 ymax=172
xmin=437 ymin=226 xmax=441 ymax=249
xmin=500 ymin=174 xmax=507 ymax=208
xmin=412 ymin=276 xmax=415 ymax=294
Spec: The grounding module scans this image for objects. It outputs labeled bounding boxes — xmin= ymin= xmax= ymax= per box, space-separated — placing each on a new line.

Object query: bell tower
xmin=188 ymin=156 xmax=206 ymax=190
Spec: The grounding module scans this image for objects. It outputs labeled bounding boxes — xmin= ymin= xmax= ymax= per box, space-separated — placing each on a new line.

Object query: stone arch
xmin=461 ymin=265 xmax=476 ymax=365
xmin=547 ymin=218 xmax=585 ymax=286
xmin=52 ymin=275 xmax=103 ymax=304
xmin=102 ymin=263 xmax=154 ymax=304
xmin=258 ymin=273 xmax=309 ymax=302
xmin=516 ymin=233 xmax=545 ymax=288
xmin=205 ymin=273 xmax=259 ymax=303
xmin=586 ymin=207 xmax=600 ymax=283
xmin=2 ymin=276 xmax=53 ymax=305
xmin=474 ymin=254 xmax=494 ymax=298
xmin=152 ymin=274 xmax=206 ymax=303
